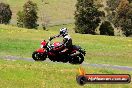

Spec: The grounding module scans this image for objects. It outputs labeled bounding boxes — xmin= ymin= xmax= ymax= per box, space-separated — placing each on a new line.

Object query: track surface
xmin=1 ymin=55 xmax=132 ymax=71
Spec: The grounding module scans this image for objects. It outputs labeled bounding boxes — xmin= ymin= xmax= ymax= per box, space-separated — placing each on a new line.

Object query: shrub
xmin=0 ymin=3 xmax=12 ymax=24
xmin=74 ymin=0 xmax=103 ymax=34
xmin=17 ymin=0 xmax=38 ymax=29
xmin=99 ymin=21 xmax=114 ymax=36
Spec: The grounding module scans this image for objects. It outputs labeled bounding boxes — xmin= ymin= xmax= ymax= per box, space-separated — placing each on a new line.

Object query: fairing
xmin=36 ymin=48 xmax=46 ymax=53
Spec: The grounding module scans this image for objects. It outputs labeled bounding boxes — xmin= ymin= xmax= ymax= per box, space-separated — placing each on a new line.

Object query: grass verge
xmin=0 ymin=59 xmax=131 ymax=88
xmin=0 ymin=24 xmax=132 ymax=66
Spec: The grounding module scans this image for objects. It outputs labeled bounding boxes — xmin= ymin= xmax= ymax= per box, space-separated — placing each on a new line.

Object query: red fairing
xmin=53 ymin=42 xmax=64 ymax=51
xmin=53 ymin=42 xmax=61 ymax=47
xmin=36 ymin=48 xmax=46 ymax=53
xmin=41 ymin=40 xmax=47 ymax=46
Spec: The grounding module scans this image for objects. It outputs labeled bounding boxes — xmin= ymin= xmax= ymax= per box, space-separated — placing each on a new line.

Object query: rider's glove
xmin=49 ymin=37 xmax=53 ymax=41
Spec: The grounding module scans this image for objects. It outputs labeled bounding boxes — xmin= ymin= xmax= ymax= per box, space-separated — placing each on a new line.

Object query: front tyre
xmin=32 ymin=51 xmax=46 ymax=61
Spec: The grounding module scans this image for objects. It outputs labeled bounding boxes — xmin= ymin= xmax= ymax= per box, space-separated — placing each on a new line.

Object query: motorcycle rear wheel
xmin=69 ymin=54 xmax=84 ymax=64
xmin=32 ymin=51 xmax=46 ymax=61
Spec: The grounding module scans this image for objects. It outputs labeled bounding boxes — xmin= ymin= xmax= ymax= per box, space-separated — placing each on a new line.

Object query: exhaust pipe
xmin=70 ymin=51 xmax=80 ymax=57
xmin=79 ymin=49 xmax=86 ymax=55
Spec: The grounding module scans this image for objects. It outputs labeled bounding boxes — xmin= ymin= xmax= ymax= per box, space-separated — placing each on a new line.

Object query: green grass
xmin=0 ymin=59 xmax=131 ymax=88
xmin=0 ymin=1 xmax=131 ymax=87
xmin=1 ymin=0 xmax=76 ymax=25
xmin=0 ymin=24 xmax=132 ymax=66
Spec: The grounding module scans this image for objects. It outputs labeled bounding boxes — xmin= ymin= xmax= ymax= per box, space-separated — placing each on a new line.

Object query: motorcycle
xmin=32 ymin=38 xmax=86 ymax=64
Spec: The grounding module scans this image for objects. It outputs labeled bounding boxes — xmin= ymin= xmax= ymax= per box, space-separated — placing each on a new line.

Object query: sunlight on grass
xmin=0 ymin=60 xmax=131 ymax=88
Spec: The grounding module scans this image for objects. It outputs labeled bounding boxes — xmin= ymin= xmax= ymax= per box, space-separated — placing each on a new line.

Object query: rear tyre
xmin=69 ymin=54 xmax=84 ymax=64
xmin=32 ymin=51 xmax=46 ymax=61
xmin=78 ymin=54 xmax=84 ymax=64
xmin=61 ymin=55 xmax=69 ymax=63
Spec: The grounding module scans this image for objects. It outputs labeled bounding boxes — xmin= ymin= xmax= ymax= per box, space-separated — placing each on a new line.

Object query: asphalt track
xmin=1 ymin=55 xmax=132 ymax=71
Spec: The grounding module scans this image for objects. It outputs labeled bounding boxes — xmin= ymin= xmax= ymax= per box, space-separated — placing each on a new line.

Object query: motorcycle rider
xmin=49 ymin=27 xmax=72 ymax=54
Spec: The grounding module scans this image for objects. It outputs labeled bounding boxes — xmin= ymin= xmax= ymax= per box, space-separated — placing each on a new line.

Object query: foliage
xmin=17 ymin=11 xmax=24 ymax=27
xmin=99 ymin=21 xmax=114 ymax=36
xmin=117 ymin=0 xmax=129 ymax=17
xmin=2 ymin=0 xmax=76 ymax=26
xmin=107 ymin=0 xmax=121 ymax=10
xmin=74 ymin=0 xmax=103 ymax=34
xmin=107 ymin=0 xmax=132 ymax=36
xmin=128 ymin=0 xmax=132 ymax=3
xmin=17 ymin=0 xmax=38 ymax=29
xmin=0 ymin=3 xmax=12 ymax=24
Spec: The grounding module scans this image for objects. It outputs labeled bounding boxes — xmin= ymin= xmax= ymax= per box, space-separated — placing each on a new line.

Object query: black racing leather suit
xmin=62 ymin=35 xmax=72 ymax=49
xmin=50 ymin=34 xmax=73 ymax=52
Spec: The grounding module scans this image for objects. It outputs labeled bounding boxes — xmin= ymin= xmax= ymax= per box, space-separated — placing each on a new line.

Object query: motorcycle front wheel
xmin=32 ymin=51 xmax=47 ymax=61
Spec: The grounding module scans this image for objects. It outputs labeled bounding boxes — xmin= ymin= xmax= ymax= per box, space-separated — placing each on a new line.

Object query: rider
xmin=49 ymin=27 xmax=72 ymax=54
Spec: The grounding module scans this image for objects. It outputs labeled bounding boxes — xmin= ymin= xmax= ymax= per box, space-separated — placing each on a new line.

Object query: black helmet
xmin=60 ymin=28 xmax=68 ymax=37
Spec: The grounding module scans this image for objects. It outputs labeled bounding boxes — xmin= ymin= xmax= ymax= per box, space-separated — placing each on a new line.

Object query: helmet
xmin=60 ymin=28 xmax=68 ymax=37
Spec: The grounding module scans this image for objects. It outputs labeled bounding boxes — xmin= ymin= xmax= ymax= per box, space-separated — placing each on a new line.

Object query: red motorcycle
xmin=32 ymin=39 xmax=86 ymax=64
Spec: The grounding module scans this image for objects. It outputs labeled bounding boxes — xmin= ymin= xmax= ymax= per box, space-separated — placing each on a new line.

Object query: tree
xmin=99 ymin=21 xmax=114 ymax=36
xmin=17 ymin=11 xmax=24 ymax=27
xmin=108 ymin=0 xmax=132 ymax=36
xmin=117 ymin=0 xmax=129 ymax=18
xmin=107 ymin=0 xmax=121 ymax=10
xmin=128 ymin=0 xmax=132 ymax=3
xmin=122 ymin=5 xmax=132 ymax=36
xmin=0 ymin=3 xmax=12 ymax=24
xmin=74 ymin=0 xmax=103 ymax=34
xmin=40 ymin=0 xmax=50 ymax=30
xmin=17 ymin=0 xmax=38 ymax=29
xmin=116 ymin=0 xmax=132 ymax=36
